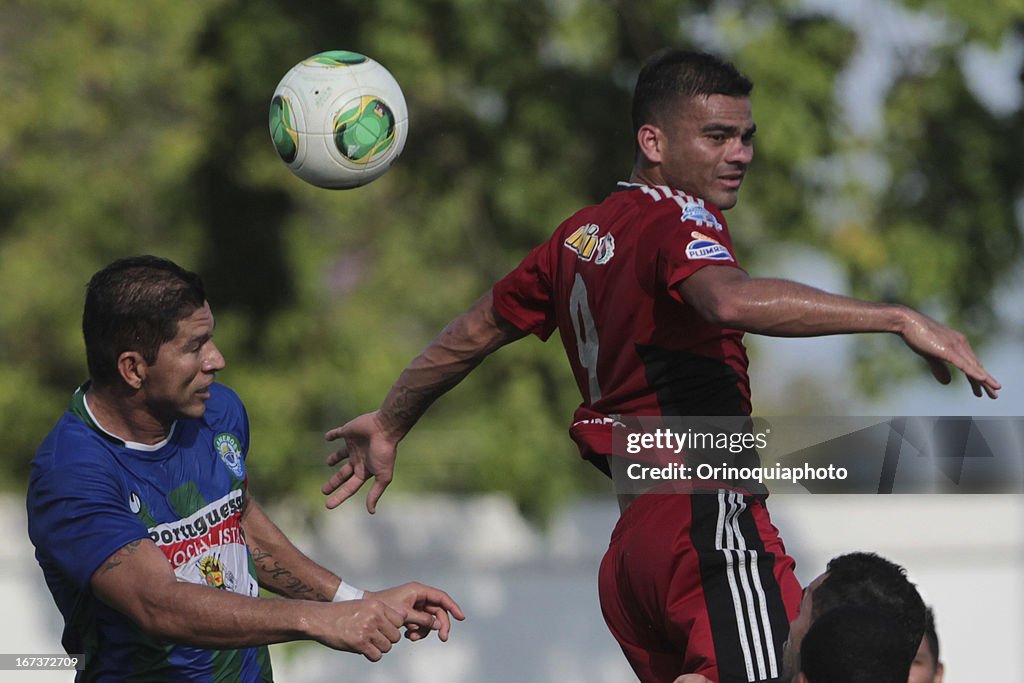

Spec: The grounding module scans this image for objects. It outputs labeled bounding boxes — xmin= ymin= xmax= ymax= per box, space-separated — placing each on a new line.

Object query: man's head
xmin=909 ymin=606 xmax=945 ymax=683
xmin=798 ymin=606 xmax=911 ymax=683
xmin=631 ymin=49 xmax=755 ymax=209
xmin=83 ymin=255 xmax=224 ymax=422
xmin=783 ymin=552 xmax=927 ymax=682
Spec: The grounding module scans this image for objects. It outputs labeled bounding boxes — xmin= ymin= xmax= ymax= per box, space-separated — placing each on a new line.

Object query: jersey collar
xmin=70 ymin=382 xmax=177 ymax=451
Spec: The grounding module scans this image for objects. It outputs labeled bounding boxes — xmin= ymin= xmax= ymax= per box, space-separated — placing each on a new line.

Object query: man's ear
xmin=636 ymin=123 xmax=664 ymax=165
xmin=116 ymin=351 xmax=148 ymax=390
xmin=795 ymin=673 xmax=809 ymax=683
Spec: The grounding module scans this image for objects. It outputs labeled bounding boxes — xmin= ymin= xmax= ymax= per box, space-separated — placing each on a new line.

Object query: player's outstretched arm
xmin=90 ymin=538 xmax=408 ymax=660
xmin=677 ymin=266 xmax=1000 ymax=398
xmin=323 ymin=291 xmax=526 ymax=512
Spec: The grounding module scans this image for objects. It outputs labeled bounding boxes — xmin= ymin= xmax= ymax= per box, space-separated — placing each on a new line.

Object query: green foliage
xmin=2 ymin=0 xmax=1020 ymax=517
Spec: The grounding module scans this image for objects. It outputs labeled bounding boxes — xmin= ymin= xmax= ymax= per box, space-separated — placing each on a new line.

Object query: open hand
xmin=322 ymin=411 xmax=400 ymax=513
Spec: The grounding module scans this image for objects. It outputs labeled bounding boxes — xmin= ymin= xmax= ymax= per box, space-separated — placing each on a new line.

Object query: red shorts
xmin=598 ymin=491 xmax=801 ymax=683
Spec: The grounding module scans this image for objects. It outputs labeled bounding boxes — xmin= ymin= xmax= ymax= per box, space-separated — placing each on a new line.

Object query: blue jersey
xmin=27 ymin=383 xmax=273 ymax=682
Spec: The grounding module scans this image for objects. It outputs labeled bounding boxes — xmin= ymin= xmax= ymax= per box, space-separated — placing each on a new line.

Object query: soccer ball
xmin=269 ymin=50 xmax=408 ymax=189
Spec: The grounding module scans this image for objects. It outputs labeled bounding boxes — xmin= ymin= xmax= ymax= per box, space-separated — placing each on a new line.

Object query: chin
xmin=713 ymin=194 xmax=739 ymax=210
xmin=181 ymin=402 xmax=208 ymax=420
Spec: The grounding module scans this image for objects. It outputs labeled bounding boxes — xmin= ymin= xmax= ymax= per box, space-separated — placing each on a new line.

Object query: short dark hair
xmin=632 ymin=49 xmax=753 ymax=138
xmin=801 ymin=606 xmax=910 ymax=683
xmin=923 ymin=606 xmax=941 ymax=667
xmin=813 ymin=552 xmax=927 ymax=668
xmin=83 ymin=256 xmax=206 ymax=387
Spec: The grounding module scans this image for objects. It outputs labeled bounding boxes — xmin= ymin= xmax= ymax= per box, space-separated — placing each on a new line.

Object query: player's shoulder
xmin=621 ymin=182 xmax=728 ymax=231
xmin=32 ymin=412 xmax=119 ymax=478
xmin=551 ymin=183 xmax=677 ymax=243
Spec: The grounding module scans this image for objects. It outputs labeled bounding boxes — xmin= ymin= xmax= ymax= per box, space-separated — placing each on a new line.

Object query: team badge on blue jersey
xmin=680 ymin=204 xmax=723 ymax=231
xmin=214 ymin=433 xmax=245 ymax=478
xmin=198 ymin=554 xmax=231 ymax=590
xmin=685 ymin=231 xmax=734 ymax=261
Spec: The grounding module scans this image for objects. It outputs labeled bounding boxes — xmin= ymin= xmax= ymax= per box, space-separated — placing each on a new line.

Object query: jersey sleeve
xmin=491 ymin=240 xmax=558 ymax=340
xmin=27 ymin=446 xmax=150 ymax=591
xmin=203 ymin=384 xmax=251 ymax=487
xmin=208 ymin=383 xmax=251 ymax=461
xmin=641 ymin=200 xmax=744 ymax=303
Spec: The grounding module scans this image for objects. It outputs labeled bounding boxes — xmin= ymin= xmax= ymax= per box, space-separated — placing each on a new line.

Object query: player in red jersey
xmin=321 ymin=50 xmax=1000 ymax=682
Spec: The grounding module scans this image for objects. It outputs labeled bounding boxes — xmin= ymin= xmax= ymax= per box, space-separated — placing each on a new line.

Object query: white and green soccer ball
xmin=269 ymin=51 xmax=408 ymax=189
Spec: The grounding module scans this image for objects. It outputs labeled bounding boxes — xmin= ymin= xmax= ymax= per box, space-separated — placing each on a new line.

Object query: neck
xmin=629 ymin=166 xmax=662 ymax=187
xmin=85 ymin=384 xmax=173 ymax=446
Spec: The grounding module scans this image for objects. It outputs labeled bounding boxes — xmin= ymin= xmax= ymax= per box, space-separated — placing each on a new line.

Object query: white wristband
xmin=333 ymin=580 xmax=365 ymax=602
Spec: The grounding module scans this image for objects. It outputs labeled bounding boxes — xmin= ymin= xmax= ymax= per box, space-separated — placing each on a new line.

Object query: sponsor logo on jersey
xmin=214 ymin=432 xmax=245 ymax=478
xmin=685 ymin=231 xmax=734 ymax=261
xmin=680 ymin=203 xmax=724 ymax=231
xmin=572 ymin=416 xmax=627 ymax=428
xmin=149 ymin=488 xmax=246 ymax=568
xmin=564 ymin=223 xmax=601 ymax=261
xmin=128 ymin=491 xmax=142 ymax=514
xmin=595 ymin=234 xmax=616 ymax=265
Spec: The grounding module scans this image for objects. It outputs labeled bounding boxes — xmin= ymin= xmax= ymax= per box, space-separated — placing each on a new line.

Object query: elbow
xmin=133 ymin=600 xmax=175 ymax=641
xmin=125 ymin=586 xmax=189 ymax=643
xmin=699 ymin=291 xmax=744 ymax=328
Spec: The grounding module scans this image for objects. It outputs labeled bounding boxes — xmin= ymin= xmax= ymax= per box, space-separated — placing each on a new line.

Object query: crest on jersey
xmin=595 ymin=234 xmax=615 ymax=265
xmin=685 ymin=231 xmax=733 ymax=261
xmin=680 ymin=204 xmax=723 ymax=231
xmin=198 ymin=555 xmax=228 ymax=590
xmin=214 ymin=432 xmax=245 ymax=478
xmin=565 ymin=224 xmax=616 ymax=265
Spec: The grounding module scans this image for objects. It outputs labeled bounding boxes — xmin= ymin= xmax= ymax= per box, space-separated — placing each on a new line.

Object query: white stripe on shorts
xmin=716 ymin=489 xmax=779 ymax=682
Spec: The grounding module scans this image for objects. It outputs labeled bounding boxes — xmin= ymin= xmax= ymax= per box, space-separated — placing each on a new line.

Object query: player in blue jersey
xmin=27 ymin=256 xmax=464 ymax=682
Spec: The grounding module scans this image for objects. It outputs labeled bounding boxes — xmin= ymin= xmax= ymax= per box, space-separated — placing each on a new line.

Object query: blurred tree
xmin=0 ymin=0 xmax=1019 ymax=519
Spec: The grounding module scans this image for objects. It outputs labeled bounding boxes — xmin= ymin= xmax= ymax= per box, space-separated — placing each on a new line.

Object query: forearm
xmin=92 ymin=538 xmax=331 ymax=648
xmin=139 ymin=581 xmax=329 ymax=648
xmin=242 ymin=500 xmax=341 ymax=601
xmin=377 ymin=292 xmax=524 ymax=436
xmin=707 ymin=277 xmax=909 ymax=337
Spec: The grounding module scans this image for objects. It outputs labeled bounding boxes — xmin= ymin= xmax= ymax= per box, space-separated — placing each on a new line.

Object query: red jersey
xmin=493 ymin=183 xmax=750 ymax=468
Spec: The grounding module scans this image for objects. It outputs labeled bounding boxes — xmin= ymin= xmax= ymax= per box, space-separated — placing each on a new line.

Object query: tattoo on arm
xmin=385 ymin=385 xmax=437 ymax=433
xmin=99 ymin=539 xmax=144 ymax=574
xmin=381 ymin=302 xmax=520 ymax=433
xmin=385 ymin=362 xmax=474 ymax=432
xmin=250 ymin=546 xmax=330 ymax=601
